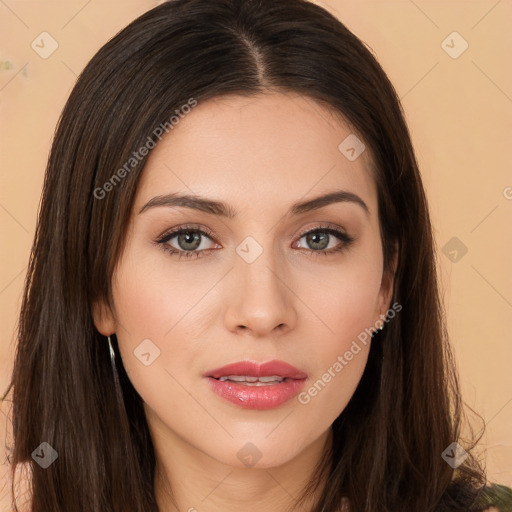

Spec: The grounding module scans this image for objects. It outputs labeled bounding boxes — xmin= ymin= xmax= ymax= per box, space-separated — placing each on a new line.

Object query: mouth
xmin=204 ymin=360 xmax=308 ymax=410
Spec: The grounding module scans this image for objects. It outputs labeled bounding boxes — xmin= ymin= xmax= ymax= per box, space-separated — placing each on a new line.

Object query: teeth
xmin=258 ymin=376 xmax=285 ymax=383
xmin=218 ymin=375 xmax=285 ymax=384
xmin=219 ymin=375 xmax=258 ymax=382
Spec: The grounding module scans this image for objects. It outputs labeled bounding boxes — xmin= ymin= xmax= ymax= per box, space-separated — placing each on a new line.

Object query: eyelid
xmin=157 ymin=224 xmax=350 ymax=244
xmin=155 ymin=222 xmax=354 ymax=259
xmin=156 ymin=223 xmax=218 ymax=243
xmin=295 ymin=222 xmax=350 ymax=240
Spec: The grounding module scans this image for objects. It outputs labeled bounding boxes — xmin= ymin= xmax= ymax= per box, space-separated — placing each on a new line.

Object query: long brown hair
xmin=1 ymin=0 xmax=490 ymax=510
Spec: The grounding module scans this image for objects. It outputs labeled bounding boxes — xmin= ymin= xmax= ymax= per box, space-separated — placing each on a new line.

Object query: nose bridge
xmin=237 ymin=234 xmax=286 ymax=304
xmin=225 ymin=233 xmax=296 ymax=335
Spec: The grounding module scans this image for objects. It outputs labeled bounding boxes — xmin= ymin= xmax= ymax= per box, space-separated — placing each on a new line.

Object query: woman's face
xmin=94 ymin=92 xmax=395 ymax=470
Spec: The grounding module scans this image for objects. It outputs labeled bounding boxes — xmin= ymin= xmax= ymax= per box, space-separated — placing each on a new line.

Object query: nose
xmin=223 ymin=246 xmax=298 ymax=338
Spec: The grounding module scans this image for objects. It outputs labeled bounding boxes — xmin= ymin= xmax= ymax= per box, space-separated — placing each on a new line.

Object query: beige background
xmin=1 ymin=0 xmax=511 ymax=494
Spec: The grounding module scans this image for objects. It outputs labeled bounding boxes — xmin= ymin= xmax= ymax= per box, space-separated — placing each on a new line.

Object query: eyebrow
xmin=138 ymin=189 xmax=369 ymax=218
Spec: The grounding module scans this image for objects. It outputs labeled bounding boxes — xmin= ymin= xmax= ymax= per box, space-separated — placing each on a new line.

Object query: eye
xmin=156 ymin=225 xmax=219 ymax=260
xmin=293 ymin=224 xmax=355 ymax=256
xmin=155 ymin=223 xmax=355 ymax=260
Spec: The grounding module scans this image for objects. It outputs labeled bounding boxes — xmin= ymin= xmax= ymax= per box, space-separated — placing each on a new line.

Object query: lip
xmin=204 ymin=360 xmax=308 ymax=380
xmin=204 ymin=360 xmax=308 ymax=410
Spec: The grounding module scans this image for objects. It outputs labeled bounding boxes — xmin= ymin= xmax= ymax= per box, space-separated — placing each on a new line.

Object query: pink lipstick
xmin=204 ymin=360 xmax=307 ymax=410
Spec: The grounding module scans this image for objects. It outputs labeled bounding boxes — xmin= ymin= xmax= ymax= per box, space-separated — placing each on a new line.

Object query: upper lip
xmin=205 ymin=359 xmax=308 ymax=380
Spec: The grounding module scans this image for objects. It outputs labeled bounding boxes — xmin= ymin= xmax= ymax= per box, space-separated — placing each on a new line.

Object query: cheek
xmin=293 ymin=251 xmax=382 ymax=418
xmin=294 ymin=292 xmax=375 ymax=428
xmin=110 ymin=247 xmax=221 ymax=399
xmin=297 ymin=338 xmax=370 ymax=431
xmin=111 ymin=245 xmax=209 ymax=340
xmin=303 ymin=251 xmax=383 ymax=346
xmin=109 ymin=251 xmax=191 ymax=376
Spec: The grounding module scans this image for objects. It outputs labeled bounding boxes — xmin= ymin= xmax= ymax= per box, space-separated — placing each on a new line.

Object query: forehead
xmin=134 ymin=92 xmax=377 ymax=218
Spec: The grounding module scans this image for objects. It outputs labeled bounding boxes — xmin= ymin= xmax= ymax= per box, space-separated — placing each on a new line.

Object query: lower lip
xmin=205 ymin=377 xmax=307 ymax=410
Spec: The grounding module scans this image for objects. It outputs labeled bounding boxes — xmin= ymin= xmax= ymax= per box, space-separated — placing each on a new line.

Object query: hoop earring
xmin=108 ymin=335 xmax=116 ymax=363
xmin=107 ymin=335 xmax=122 ymax=390
xmin=106 ymin=334 xmax=129 ymax=421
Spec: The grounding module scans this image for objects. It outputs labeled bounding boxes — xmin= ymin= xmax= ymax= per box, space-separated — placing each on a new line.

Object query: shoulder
xmin=474 ymin=483 xmax=512 ymax=512
xmin=0 ymin=460 xmax=31 ymax=512
xmin=0 ymin=400 xmax=31 ymax=512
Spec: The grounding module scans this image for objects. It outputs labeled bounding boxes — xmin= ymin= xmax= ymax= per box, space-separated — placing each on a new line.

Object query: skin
xmin=93 ymin=91 xmax=397 ymax=512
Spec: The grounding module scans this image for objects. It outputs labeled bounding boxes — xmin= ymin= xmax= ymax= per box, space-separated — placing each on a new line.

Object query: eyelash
xmin=155 ymin=223 xmax=355 ymax=260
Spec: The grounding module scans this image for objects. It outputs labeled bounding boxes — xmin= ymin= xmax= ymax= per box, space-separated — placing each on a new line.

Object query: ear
xmin=376 ymin=241 xmax=399 ymax=317
xmin=91 ymin=298 xmax=116 ymax=336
